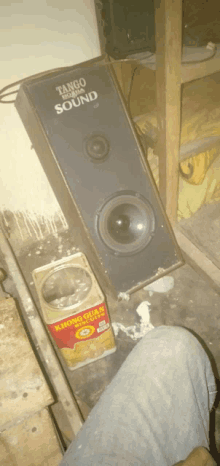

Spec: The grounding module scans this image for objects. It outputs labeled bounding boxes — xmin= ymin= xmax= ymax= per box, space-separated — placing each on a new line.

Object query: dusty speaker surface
xmin=15 ymin=55 xmax=183 ymax=295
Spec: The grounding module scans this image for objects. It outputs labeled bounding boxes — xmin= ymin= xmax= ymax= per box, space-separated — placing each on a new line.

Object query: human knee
xmin=144 ymin=325 xmax=205 ymax=358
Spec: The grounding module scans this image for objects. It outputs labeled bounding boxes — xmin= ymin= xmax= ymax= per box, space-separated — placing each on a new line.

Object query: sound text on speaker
xmin=54 ymin=77 xmax=98 ymax=114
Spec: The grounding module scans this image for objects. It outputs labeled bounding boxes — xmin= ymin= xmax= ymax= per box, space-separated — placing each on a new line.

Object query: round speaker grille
xmin=84 ymin=134 xmax=110 ymax=161
xmin=42 ymin=266 xmax=92 ymax=310
xmin=96 ymin=192 xmax=155 ymax=255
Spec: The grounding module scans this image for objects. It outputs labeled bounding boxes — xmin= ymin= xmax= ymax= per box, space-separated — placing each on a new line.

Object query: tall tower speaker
xmin=15 ymin=56 xmax=182 ymax=296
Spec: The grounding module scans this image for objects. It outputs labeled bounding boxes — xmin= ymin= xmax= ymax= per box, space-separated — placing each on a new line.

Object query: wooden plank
xmin=181 ymin=45 xmax=220 ymax=84
xmin=0 ymin=408 xmax=62 ymax=466
xmin=0 ymin=298 xmax=53 ymax=432
xmin=155 ymin=0 xmax=182 ymax=223
xmin=174 ymin=227 xmax=220 ymax=293
xmin=51 ymin=397 xmax=91 ymax=446
xmin=0 ymin=228 xmax=83 ymax=436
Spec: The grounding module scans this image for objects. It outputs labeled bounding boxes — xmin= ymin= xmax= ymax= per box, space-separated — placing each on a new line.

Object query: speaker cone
xmin=96 ymin=191 xmax=155 ymax=255
xmin=84 ymin=134 xmax=110 ymax=161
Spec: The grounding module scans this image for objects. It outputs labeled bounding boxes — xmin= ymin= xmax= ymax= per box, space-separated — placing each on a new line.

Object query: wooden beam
xmin=155 ymin=0 xmax=182 ymax=223
xmin=0 ymin=297 xmax=53 ymax=432
xmin=0 ymin=409 xmax=63 ymax=466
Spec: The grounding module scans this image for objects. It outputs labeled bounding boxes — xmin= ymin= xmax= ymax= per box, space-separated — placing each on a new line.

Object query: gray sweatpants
xmin=59 ymin=326 xmax=217 ymax=466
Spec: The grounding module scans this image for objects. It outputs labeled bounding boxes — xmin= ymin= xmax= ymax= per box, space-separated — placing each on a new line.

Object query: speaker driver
xmin=96 ymin=191 xmax=155 ymax=255
xmin=84 ymin=134 xmax=110 ymax=162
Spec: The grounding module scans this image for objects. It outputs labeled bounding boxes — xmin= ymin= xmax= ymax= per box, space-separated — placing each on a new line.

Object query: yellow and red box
xmin=32 ymin=253 xmax=116 ymax=370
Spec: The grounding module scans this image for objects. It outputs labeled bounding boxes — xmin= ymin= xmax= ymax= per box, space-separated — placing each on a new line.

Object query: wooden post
xmin=155 ymin=0 xmax=182 ymax=224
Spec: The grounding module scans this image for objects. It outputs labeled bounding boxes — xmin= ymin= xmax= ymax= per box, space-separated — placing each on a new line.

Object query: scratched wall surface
xmin=0 ymin=0 xmax=100 ymax=241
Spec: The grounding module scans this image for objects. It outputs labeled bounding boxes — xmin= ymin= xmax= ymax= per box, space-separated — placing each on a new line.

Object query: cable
xmin=0 ymin=64 xmax=77 ymax=104
xmin=0 ymin=57 xmax=139 ymax=104
xmin=126 ymin=53 xmax=154 ymax=115
xmin=0 ymin=54 xmax=157 ymax=105
xmin=0 ymin=46 xmax=217 ymax=105
xmin=129 ymin=52 xmax=155 ymax=115
xmin=127 ymin=65 xmax=139 ymax=117
xmin=182 ymin=46 xmax=217 ymax=65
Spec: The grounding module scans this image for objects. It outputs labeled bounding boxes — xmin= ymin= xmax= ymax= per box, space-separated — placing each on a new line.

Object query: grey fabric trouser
xmin=59 ymin=326 xmax=217 ymax=466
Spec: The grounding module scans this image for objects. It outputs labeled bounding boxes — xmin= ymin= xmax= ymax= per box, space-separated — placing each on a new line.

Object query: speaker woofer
xmin=96 ymin=191 xmax=155 ymax=255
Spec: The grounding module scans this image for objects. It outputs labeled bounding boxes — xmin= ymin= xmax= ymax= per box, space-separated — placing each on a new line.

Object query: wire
xmin=0 ymin=46 xmax=217 ymax=105
xmin=127 ymin=66 xmax=139 ymax=117
xmin=0 ymin=56 xmax=143 ymax=104
xmin=127 ymin=52 xmax=155 ymax=116
xmin=0 ymin=64 xmax=77 ymax=104
xmin=181 ymin=46 xmax=217 ymax=65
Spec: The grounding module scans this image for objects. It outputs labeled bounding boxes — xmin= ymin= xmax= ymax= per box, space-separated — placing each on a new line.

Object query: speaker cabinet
xmin=15 ymin=56 xmax=183 ymax=296
xmin=98 ymin=0 xmax=155 ymax=58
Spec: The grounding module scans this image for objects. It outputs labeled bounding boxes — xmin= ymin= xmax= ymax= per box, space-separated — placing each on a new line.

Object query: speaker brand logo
xmin=54 ymin=77 xmax=98 ymax=115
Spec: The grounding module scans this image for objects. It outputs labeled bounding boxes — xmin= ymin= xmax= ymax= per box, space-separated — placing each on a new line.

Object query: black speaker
xmin=15 ymin=56 xmax=182 ymax=296
xmin=99 ymin=0 xmax=155 ymax=58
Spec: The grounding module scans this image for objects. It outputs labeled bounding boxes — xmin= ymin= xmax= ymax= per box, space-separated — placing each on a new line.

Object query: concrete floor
xmin=71 ymin=262 xmax=220 ymax=405
xmin=72 ymin=262 xmax=220 ymax=460
xmin=149 ymin=263 xmax=220 ymax=373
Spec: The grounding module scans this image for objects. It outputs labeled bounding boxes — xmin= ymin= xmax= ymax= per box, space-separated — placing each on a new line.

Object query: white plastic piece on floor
xmin=112 ymin=301 xmax=154 ymax=341
xmin=118 ymin=292 xmax=130 ymax=301
xmin=144 ymin=276 xmax=174 ymax=296
xmin=136 ymin=301 xmax=152 ymax=324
